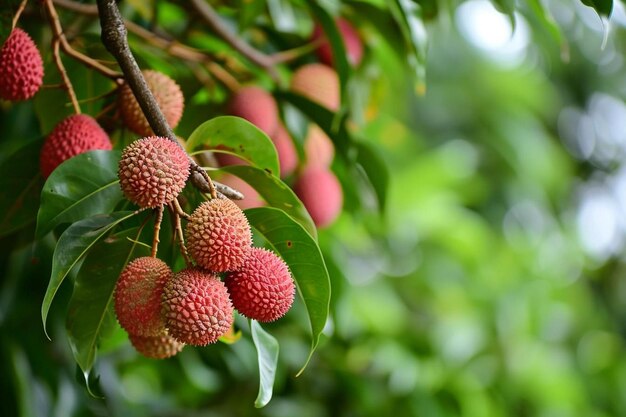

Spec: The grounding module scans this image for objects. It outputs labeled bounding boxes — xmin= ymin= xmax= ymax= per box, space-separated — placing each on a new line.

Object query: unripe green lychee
xmin=294 ymin=166 xmax=343 ymax=228
xmin=114 ymin=257 xmax=172 ymax=336
xmin=118 ymin=136 xmax=190 ymax=208
xmin=228 ymin=86 xmax=279 ymax=136
xmin=118 ymin=70 xmax=184 ymax=136
xmin=304 ymin=124 xmax=334 ymax=168
xmin=40 ymin=114 xmax=112 ymax=178
xmin=162 ymin=268 xmax=234 ymax=346
xmin=225 ymin=248 xmax=295 ymax=322
xmin=272 ymin=123 xmax=298 ymax=177
xmin=128 ymin=331 xmax=184 ymax=359
xmin=291 ymin=63 xmax=340 ymax=111
xmin=0 ymin=28 xmax=43 ymax=101
xmin=312 ymin=18 xmax=363 ymax=67
xmin=186 ymin=198 xmax=252 ymax=272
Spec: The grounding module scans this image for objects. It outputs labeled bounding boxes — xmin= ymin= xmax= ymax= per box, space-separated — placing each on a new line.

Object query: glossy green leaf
xmin=389 ymin=0 xmax=428 ymax=92
xmin=0 ymin=141 xmax=44 ymax=237
xmin=36 ymin=150 xmax=123 ymax=239
xmin=245 ymin=207 xmax=330 ymax=375
xmin=251 ymin=320 xmax=279 ymax=408
xmin=187 ymin=116 xmax=281 ymax=176
xmin=526 ymin=0 xmax=565 ymax=53
xmin=219 ymin=165 xmax=317 ymax=238
xmin=67 ymin=227 xmax=149 ymax=376
xmin=355 ymin=141 xmax=389 ymax=213
xmin=580 ymin=0 xmax=613 ymax=17
xmin=491 ymin=0 xmax=516 ymax=27
xmin=41 ymin=211 xmax=137 ymax=338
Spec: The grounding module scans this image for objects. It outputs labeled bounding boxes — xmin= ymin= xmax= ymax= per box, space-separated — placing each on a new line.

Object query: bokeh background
xmin=2 ymin=0 xmax=626 ymax=416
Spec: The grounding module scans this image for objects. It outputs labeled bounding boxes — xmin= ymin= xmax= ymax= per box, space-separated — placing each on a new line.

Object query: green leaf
xmin=36 ymin=150 xmax=123 ymax=239
xmin=491 ymin=0 xmax=516 ymax=27
xmin=0 ymin=141 xmax=44 ymax=237
xmin=187 ymin=116 xmax=281 ymax=177
xmin=0 ymin=0 xmax=21 ymax=44
xmin=525 ymin=0 xmax=565 ymax=53
xmin=67 ymin=227 xmax=150 ymax=377
xmin=389 ymin=0 xmax=428 ymax=93
xmin=251 ymin=320 xmax=279 ymax=408
xmin=355 ymin=141 xmax=389 ymax=212
xmin=219 ymin=165 xmax=317 ymax=238
xmin=580 ymin=0 xmax=613 ymax=17
xmin=245 ymin=207 xmax=330 ymax=375
xmin=41 ymin=211 xmax=137 ymax=338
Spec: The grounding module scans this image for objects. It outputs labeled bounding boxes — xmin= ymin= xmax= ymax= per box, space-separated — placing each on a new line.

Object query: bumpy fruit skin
xmin=129 ymin=332 xmax=184 ymax=359
xmin=162 ymin=268 xmax=234 ymax=346
xmin=119 ymin=70 xmax=184 ymax=136
xmin=186 ymin=198 xmax=252 ymax=272
xmin=118 ymin=136 xmax=190 ymax=208
xmin=114 ymin=257 xmax=172 ymax=336
xmin=218 ymin=174 xmax=265 ymax=210
xmin=294 ymin=166 xmax=343 ymax=228
xmin=291 ymin=63 xmax=340 ymax=111
xmin=225 ymin=248 xmax=295 ymax=322
xmin=0 ymin=28 xmax=43 ymax=101
xmin=312 ymin=18 xmax=363 ymax=67
xmin=304 ymin=124 xmax=334 ymax=168
xmin=40 ymin=114 xmax=112 ymax=178
xmin=272 ymin=123 xmax=298 ymax=177
xmin=228 ymin=86 xmax=279 ymax=136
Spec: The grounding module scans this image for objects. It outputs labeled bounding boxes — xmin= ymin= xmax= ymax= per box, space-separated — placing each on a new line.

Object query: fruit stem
xmin=169 ymin=203 xmax=192 ymax=267
xmin=11 ymin=0 xmax=29 ymax=30
xmin=151 ymin=205 xmax=164 ymax=258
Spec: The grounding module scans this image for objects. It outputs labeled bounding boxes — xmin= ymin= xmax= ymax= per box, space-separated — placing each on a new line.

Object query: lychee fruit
xmin=228 ymin=86 xmax=279 ymax=136
xmin=304 ymin=124 xmax=334 ymax=168
xmin=118 ymin=136 xmax=190 ymax=208
xmin=162 ymin=268 xmax=234 ymax=346
xmin=129 ymin=331 xmax=184 ymax=359
xmin=218 ymin=174 xmax=265 ymax=210
xmin=294 ymin=166 xmax=343 ymax=228
xmin=0 ymin=28 xmax=43 ymax=101
xmin=40 ymin=114 xmax=112 ymax=178
xmin=186 ymin=198 xmax=252 ymax=272
xmin=291 ymin=63 xmax=340 ymax=111
xmin=118 ymin=70 xmax=184 ymax=136
xmin=271 ymin=123 xmax=298 ymax=177
xmin=225 ymin=247 xmax=295 ymax=322
xmin=312 ymin=18 xmax=363 ymax=67
xmin=114 ymin=257 xmax=172 ymax=336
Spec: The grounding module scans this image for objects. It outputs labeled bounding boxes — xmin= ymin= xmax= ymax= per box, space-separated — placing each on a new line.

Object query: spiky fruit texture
xmin=312 ymin=18 xmax=363 ymax=67
xmin=291 ymin=63 xmax=340 ymax=111
xmin=294 ymin=166 xmax=343 ymax=228
xmin=228 ymin=86 xmax=279 ymax=136
xmin=119 ymin=70 xmax=184 ymax=136
xmin=272 ymin=123 xmax=298 ymax=177
xmin=40 ymin=114 xmax=112 ymax=178
xmin=118 ymin=136 xmax=190 ymax=208
xmin=129 ymin=332 xmax=184 ymax=359
xmin=218 ymin=174 xmax=265 ymax=210
xmin=304 ymin=124 xmax=334 ymax=168
xmin=114 ymin=257 xmax=172 ymax=336
xmin=162 ymin=268 xmax=234 ymax=346
xmin=0 ymin=28 xmax=43 ymax=101
xmin=225 ymin=248 xmax=295 ymax=322
xmin=186 ymin=198 xmax=252 ymax=272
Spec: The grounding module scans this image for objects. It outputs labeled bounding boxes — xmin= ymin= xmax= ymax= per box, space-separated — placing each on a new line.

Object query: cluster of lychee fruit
xmin=114 ymin=135 xmax=296 ymax=358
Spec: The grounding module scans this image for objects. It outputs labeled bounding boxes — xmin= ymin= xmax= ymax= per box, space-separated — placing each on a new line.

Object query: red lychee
xmin=162 ymin=268 xmax=234 ymax=346
xmin=0 ymin=28 xmax=43 ymax=101
xmin=114 ymin=257 xmax=172 ymax=336
xmin=228 ymin=86 xmax=279 ymax=136
xmin=40 ymin=114 xmax=112 ymax=179
xmin=304 ymin=124 xmax=334 ymax=168
xmin=118 ymin=136 xmax=190 ymax=208
xmin=218 ymin=174 xmax=265 ymax=210
xmin=312 ymin=18 xmax=363 ymax=67
xmin=271 ymin=123 xmax=298 ymax=177
xmin=294 ymin=166 xmax=343 ymax=228
xmin=225 ymin=247 xmax=295 ymax=322
xmin=128 ymin=332 xmax=184 ymax=359
xmin=291 ymin=63 xmax=340 ymax=111
xmin=119 ymin=70 xmax=184 ymax=136
xmin=186 ymin=198 xmax=252 ymax=272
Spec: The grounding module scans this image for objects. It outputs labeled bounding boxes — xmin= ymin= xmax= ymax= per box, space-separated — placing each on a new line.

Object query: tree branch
xmin=95 ymin=0 xmax=217 ymax=198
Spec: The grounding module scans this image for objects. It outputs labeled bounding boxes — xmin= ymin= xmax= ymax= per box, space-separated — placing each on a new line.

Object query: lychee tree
xmin=0 ymin=0 xmax=619 ymax=414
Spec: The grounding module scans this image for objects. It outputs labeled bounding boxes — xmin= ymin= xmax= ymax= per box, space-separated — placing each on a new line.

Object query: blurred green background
xmin=2 ymin=0 xmax=626 ymax=416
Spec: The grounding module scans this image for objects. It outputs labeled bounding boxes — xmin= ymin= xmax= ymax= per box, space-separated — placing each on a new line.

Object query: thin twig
xmin=11 ymin=0 xmax=29 ymax=30
xmin=169 ymin=203 xmax=192 ymax=267
xmin=189 ymin=0 xmax=279 ymax=82
xmin=173 ymin=198 xmax=190 ymax=220
xmin=52 ymin=38 xmax=81 ymax=114
xmin=213 ymin=180 xmax=244 ymax=200
xmin=270 ymin=40 xmax=323 ymax=64
xmin=151 ymin=205 xmax=164 ymax=257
